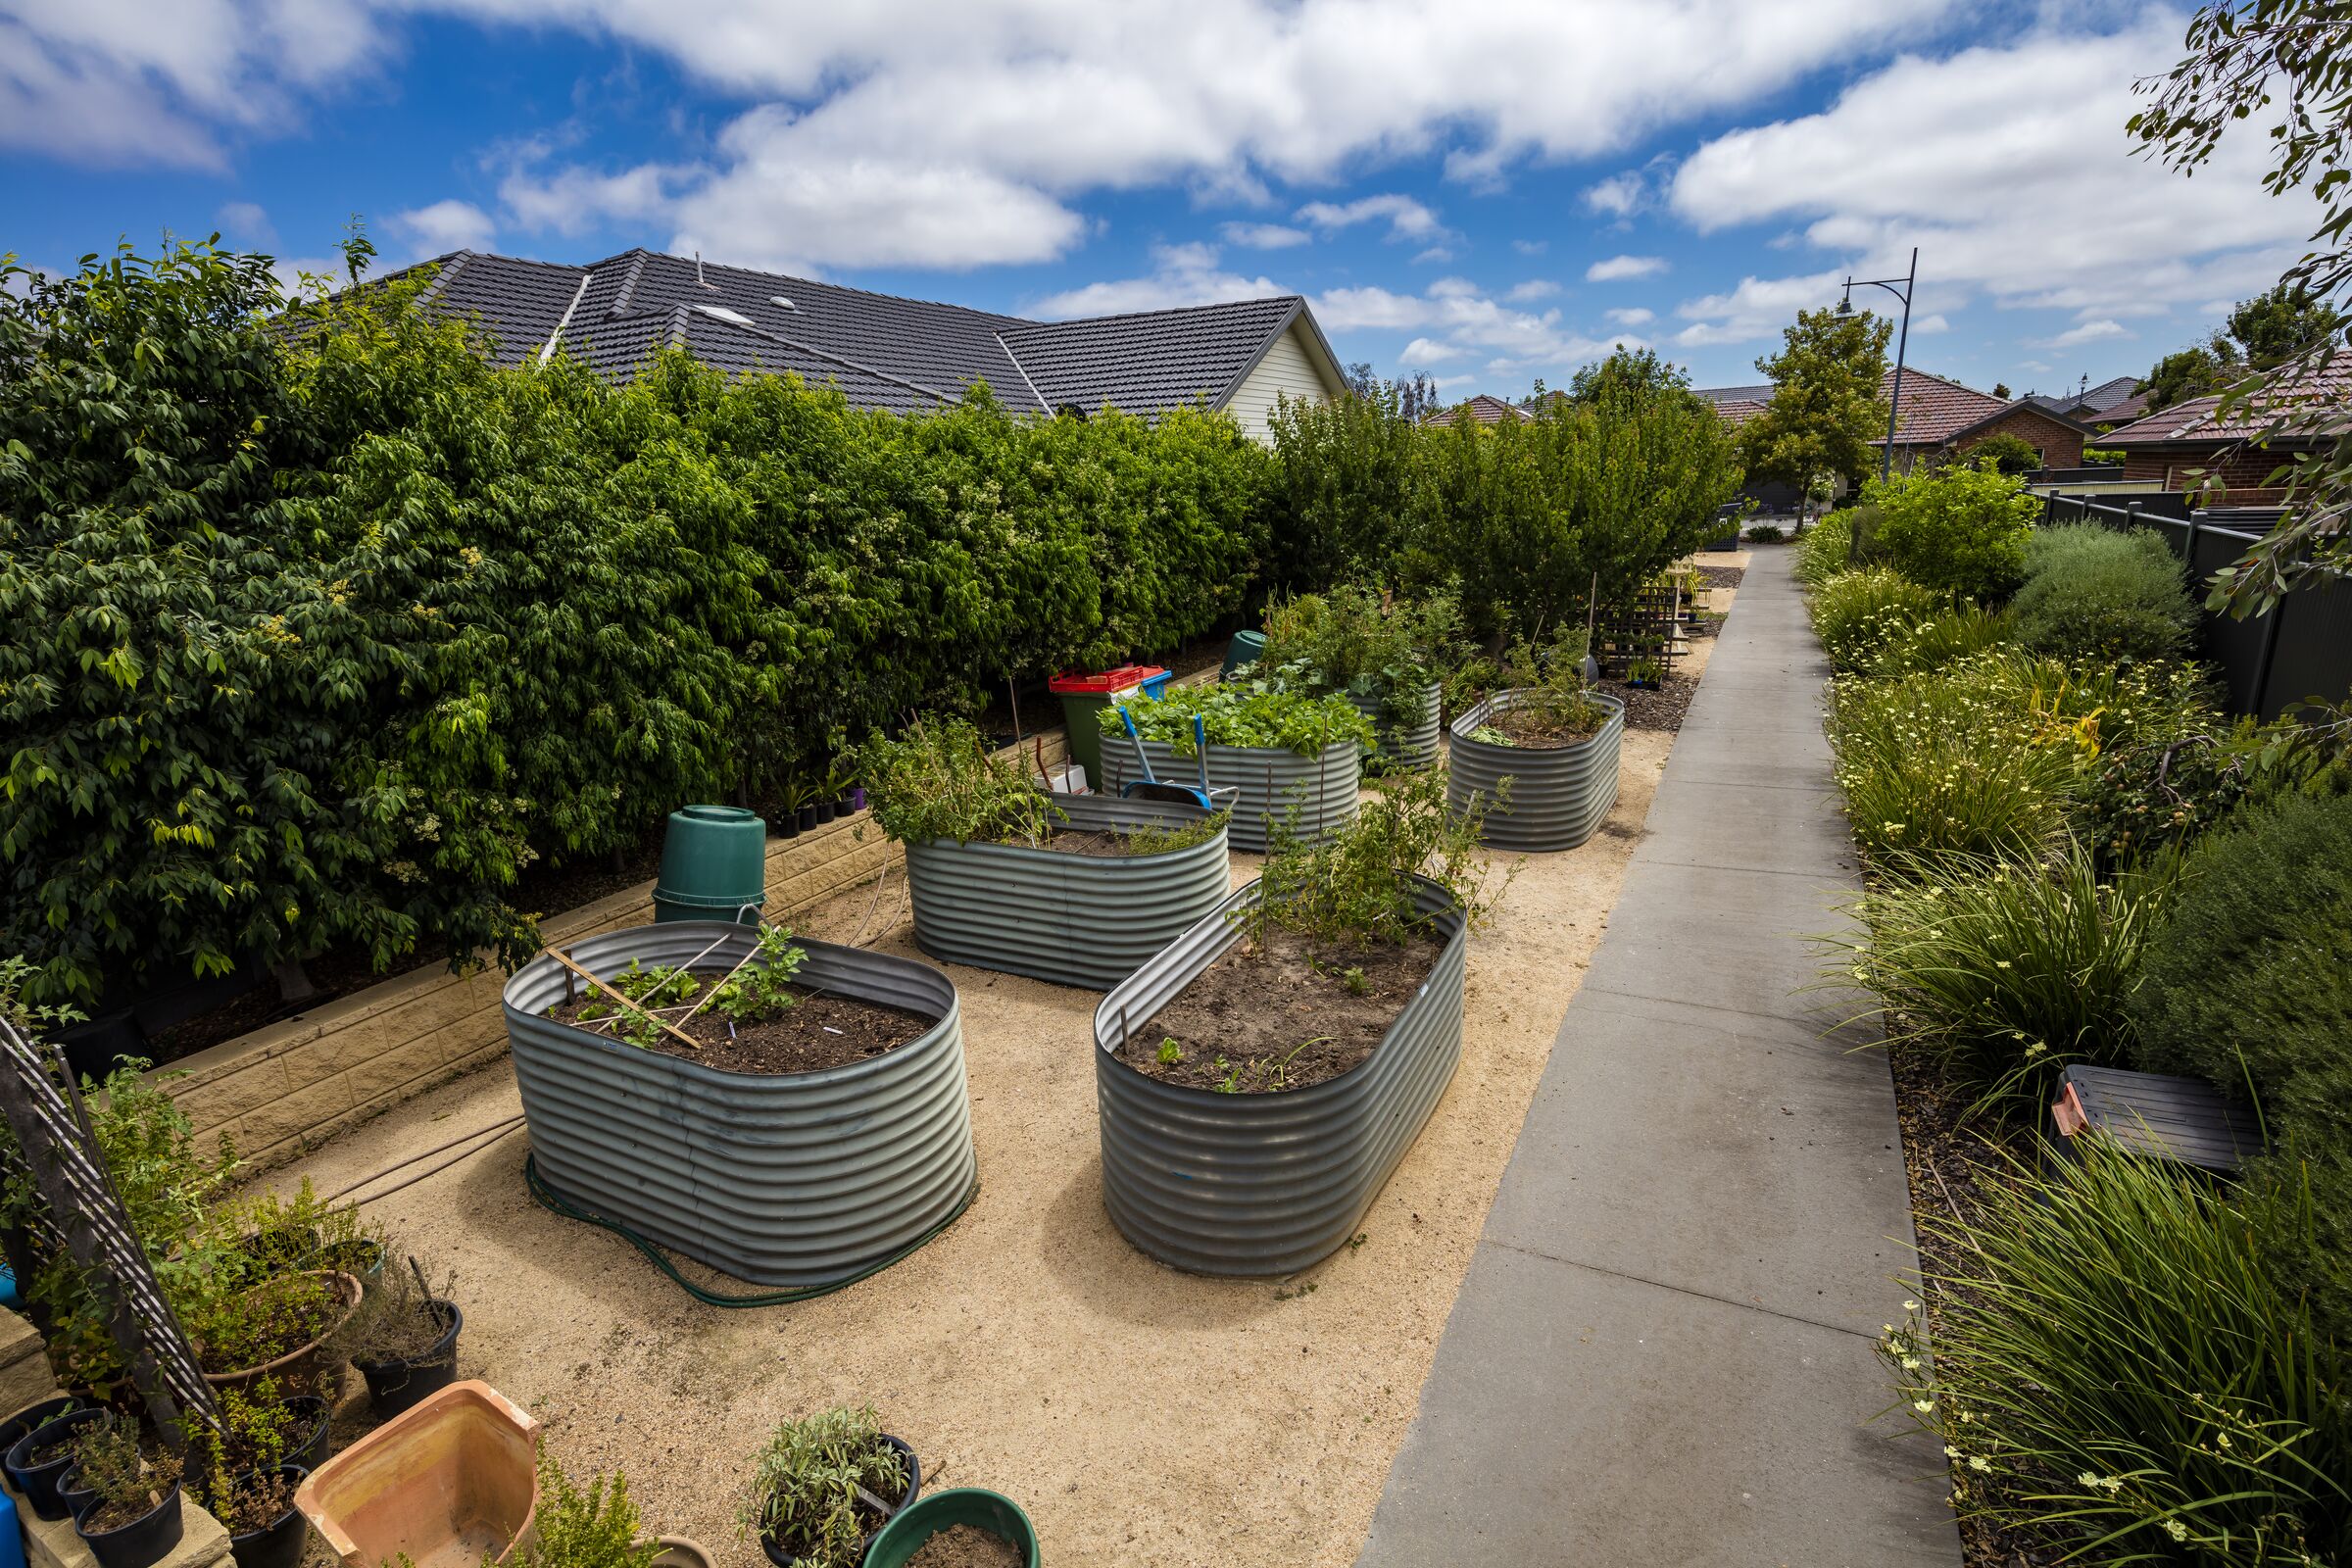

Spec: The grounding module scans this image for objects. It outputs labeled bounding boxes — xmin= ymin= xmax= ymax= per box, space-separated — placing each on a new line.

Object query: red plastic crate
xmin=1048 ymin=664 xmax=1168 ymax=694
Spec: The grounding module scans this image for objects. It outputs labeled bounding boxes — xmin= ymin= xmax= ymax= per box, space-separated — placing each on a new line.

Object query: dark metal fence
xmin=2041 ymin=492 xmax=2352 ymax=718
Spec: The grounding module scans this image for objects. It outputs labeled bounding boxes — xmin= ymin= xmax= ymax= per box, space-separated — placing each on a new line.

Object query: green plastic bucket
xmin=651 ymin=806 xmax=767 ymax=925
xmin=1221 ymin=629 xmax=1266 ymax=678
xmin=865 ymin=1489 xmax=1037 ymax=1568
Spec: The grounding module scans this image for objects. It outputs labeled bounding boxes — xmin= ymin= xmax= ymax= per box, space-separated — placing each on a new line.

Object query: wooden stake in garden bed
xmin=546 ymin=948 xmax=707 ymax=1053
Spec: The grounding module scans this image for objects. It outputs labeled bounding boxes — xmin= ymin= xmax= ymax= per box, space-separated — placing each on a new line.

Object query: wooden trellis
xmin=0 ymin=1015 xmax=220 ymax=1448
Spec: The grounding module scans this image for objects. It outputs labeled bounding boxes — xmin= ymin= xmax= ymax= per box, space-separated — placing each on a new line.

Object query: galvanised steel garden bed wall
xmin=1347 ymin=681 xmax=1441 ymax=772
xmin=1446 ymin=690 xmax=1624 ymax=852
xmin=503 ymin=923 xmax=975 ymax=1288
xmin=1093 ymin=876 xmax=1467 ymax=1276
xmin=1100 ymin=738 xmax=1360 ymax=853
xmin=905 ymin=793 xmax=1231 ymax=990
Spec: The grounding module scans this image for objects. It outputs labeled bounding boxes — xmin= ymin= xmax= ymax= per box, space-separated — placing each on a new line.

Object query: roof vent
xmin=696 ymin=305 xmax=757 ymax=328
xmin=694 ymin=251 xmax=717 ymax=291
xmin=768 ymin=295 xmax=797 ymax=312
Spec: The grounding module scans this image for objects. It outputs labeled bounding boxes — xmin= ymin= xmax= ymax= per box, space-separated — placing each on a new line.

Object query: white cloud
xmin=1312 ymin=278 xmax=1641 ymax=374
xmin=1667 ymin=17 xmax=2322 ymax=322
xmin=1587 ymin=254 xmax=1667 ymax=281
xmin=1585 ymin=172 xmax=1645 ymax=218
xmin=215 ymin=200 xmax=275 ymax=246
xmin=392 ymin=199 xmax=498 ymax=257
xmin=1671 ymin=269 xmax=1846 ymax=346
xmin=1506 ymin=279 xmax=1561 ymax=302
xmin=3 ymin=0 xmax=1962 ymax=270
xmin=1909 ymin=312 xmax=1951 ymax=334
xmin=1606 ymin=306 xmax=1655 ymax=326
xmin=1512 ymin=239 xmax=1548 ymax=256
xmin=1220 ymin=220 xmax=1310 ymax=248
xmin=1398 ymin=336 xmax=1466 ymax=365
xmin=1296 ymin=193 xmax=1445 ymax=242
xmin=1411 ymin=245 xmax=1455 ymax=265
xmin=1028 ymin=242 xmax=1289 ymax=317
xmin=2036 ymin=318 xmax=2132 ymax=348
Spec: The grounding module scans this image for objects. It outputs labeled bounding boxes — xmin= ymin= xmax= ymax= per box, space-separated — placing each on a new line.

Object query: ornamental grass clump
xmin=1820 ymin=842 xmax=2173 ymax=1118
xmin=1864 ymin=604 xmax=2016 ymax=679
xmin=1809 ymin=568 xmax=1939 ymax=671
xmin=1105 ymin=680 xmax=1375 ymax=757
xmin=1883 ymin=1144 xmax=2349 ymax=1564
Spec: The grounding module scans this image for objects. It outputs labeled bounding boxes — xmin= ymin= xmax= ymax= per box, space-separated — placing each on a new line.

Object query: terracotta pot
xmin=643 ymin=1537 xmax=714 ymax=1568
xmin=203 ymin=1271 xmax=364 ymax=1398
xmin=294 ymin=1380 xmax=541 ymax=1568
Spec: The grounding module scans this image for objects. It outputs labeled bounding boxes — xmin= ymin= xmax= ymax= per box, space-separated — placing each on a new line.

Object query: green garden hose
xmin=522 ymin=1152 xmax=976 ymax=1308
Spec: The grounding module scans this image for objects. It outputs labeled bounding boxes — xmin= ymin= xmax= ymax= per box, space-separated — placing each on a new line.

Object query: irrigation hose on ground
xmin=522 ymin=1152 xmax=978 ymax=1308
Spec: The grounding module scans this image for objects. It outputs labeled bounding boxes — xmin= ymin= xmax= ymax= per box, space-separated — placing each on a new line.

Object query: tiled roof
xmin=2087 ymin=386 xmax=2153 ymax=424
xmin=1424 ymin=393 xmax=1529 ymax=426
xmin=350 ymin=249 xmax=1324 ymax=422
xmin=2101 ymin=362 xmax=2352 ymax=446
xmin=1880 ymin=368 xmax=2010 ymax=445
xmin=1714 ymin=398 xmax=1770 ymax=428
xmin=1001 ymin=297 xmax=1305 ymax=418
xmin=1691 ymin=383 xmax=1774 ymax=407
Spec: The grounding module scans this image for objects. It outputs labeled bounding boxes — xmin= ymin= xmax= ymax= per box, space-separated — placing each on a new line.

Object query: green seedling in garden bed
xmin=1156 ymin=1038 xmax=1183 ymax=1066
xmin=1102 ymin=681 xmax=1375 ymax=757
xmin=1257 ymin=584 xmax=1466 ymax=729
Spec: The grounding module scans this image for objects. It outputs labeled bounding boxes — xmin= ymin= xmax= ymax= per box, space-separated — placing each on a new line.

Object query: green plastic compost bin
xmin=1221 ymin=628 xmax=1266 ymax=678
xmin=651 ymin=805 xmax=767 ymax=924
xmin=1048 ymin=665 xmax=1170 ymax=791
xmin=866 ymin=1489 xmax=1039 ymax=1568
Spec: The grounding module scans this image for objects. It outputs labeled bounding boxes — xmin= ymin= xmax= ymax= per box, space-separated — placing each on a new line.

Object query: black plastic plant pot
xmin=0 ymin=1394 xmax=75 ymax=1480
xmin=8 ymin=1406 xmax=110 ymax=1519
xmin=796 ymin=807 xmax=818 ymax=832
xmin=57 ymin=1461 xmax=98 ymax=1520
xmin=757 ymin=1436 xmax=920 ymax=1568
xmin=813 ymin=801 xmax=837 ymax=825
xmin=226 ymin=1465 xmax=311 ymax=1568
xmin=282 ymin=1395 xmax=331 ymax=1473
xmin=351 ymin=1299 xmax=462 ymax=1419
xmin=74 ymin=1476 xmax=184 ymax=1568
xmin=777 ymin=817 xmax=801 ymax=841
xmin=830 ymin=796 xmax=854 ymax=816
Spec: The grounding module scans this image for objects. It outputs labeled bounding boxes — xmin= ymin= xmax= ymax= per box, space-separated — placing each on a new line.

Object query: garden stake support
xmin=545 ymin=948 xmax=706 ymax=1053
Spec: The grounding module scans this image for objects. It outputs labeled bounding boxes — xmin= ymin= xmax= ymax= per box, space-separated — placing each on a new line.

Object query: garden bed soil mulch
xmin=906 ymin=1524 xmax=1023 ymax=1568
xmin=1486 ymin=704 xmax=1608 ymax=748
xmin=1045 ymin=826 xmax=1183 ymax=858
xmin=1886 ymin=1038 xmax=2068 ymax=1568
xmin=1593 ymin=673 xmax=1697 ymax=733
xmin=1123 ymin=924 xmax=1444 ymax=1093
xmin=546 ymin=981 xmax=934 ymax=1075
xmin=1692 ymin=564 xmax=1744 ymax=592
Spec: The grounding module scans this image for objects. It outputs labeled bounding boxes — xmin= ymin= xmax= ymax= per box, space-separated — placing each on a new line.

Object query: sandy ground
xmin=269 ymin=575 xmax=1738 ymax=1568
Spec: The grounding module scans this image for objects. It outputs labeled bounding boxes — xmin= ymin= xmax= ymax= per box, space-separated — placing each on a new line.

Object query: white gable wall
xmin=1221 ymin=321 xmax=1343 ymax=443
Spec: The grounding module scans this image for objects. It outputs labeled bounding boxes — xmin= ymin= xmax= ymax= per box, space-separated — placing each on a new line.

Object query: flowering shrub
xmin=1809 ymin=568 xmax=1940 ymax=670
xmin=1862 ymin=463 xmax=2038 ymax=603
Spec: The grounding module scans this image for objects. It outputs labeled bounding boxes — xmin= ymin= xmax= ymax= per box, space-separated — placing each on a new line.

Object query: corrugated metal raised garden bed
xmin=1446 ymin=689 xmax=1624 ymax=852
xmin=1347 ymin=680 xmax=1442 ymax=772
xmin=1093 ymin=875 xmax=1467 ymax=1276
xmin=502 ymin=922 xmax=976 ymax=1289
xmin=906 ymin=793 xmax=1232 ymax=990
xmin=1101 ymin=738 xmax=1360 ymax=853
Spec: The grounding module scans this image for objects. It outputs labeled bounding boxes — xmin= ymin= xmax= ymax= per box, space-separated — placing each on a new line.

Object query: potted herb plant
xmin=1258 ymin=585 xmax=1461 ymax=772
xmin=738 ymin=1406 xmax=917 ymax=1568
xmin=503 ymin=918 xmax=976 ymax=1290
xmin=184 ymin=1266 xmax=364 ymax=1397
xmin=5 ymin=1400 xmax=105 ymax=1518
xmin=1096 ymin=683 xmax=1373 ymax=852
xmin=1094 ymin=773 xmax=1500 ymax=1275
xmin=336 ymin=1256 xmax=462 ymax=1418
xmin=67 ymin=1419 xmax=185 ymax=1568
xmin=504 ymin=1452 xmax=688 ymax=1568
xmin=861 ymin=718 xmax=1232 ymax=989
xmin=189 ymin=1400 xmax=312 ymax=1568
xmin=1446 ymin=631 xmax=1626 ymax=852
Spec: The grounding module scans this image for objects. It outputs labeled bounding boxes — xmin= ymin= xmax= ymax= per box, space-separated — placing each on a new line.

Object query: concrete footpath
xmin=1356 ymin=544 xmax=1962 ymax=1567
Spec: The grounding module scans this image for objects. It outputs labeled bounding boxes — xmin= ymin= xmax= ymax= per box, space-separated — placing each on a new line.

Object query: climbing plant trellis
xmin=0 ymin=1015 xmax=220 ymax=1449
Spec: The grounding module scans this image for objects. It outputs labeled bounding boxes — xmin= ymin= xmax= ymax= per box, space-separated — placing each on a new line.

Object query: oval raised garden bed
xmin=503 ymin=923 xmax=977 ymax=1289
xmin=1100 ymin=737 xmax=1359 ymax=853
xmin=905 ymin=793 xmax=1231 ymax=990
xmin=1346 ymin=681 xmax=1442 ymax=772
xmin=1093 ymin=875 xmax=1467 ymax=1276
xmin=1445 ymin=689 xmax=1624 ymax=852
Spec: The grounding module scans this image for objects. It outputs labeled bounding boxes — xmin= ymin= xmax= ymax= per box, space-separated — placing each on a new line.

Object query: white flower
xmin=2164 ymin=1521 xmax=2188 ymax=1543
xmin=1914 ymin=1399 xmax=1935 ymax=1413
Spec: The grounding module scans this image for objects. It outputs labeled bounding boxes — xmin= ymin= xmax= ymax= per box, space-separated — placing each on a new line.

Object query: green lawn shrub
xmin=1884 ymin=1143 xmax=2348 ymax=1563
xmin=1862 ymin=463 xmax=2039 ymax=603
xmin=2011 ymin=523 xmax=2199 ymax=663
xmin=2132 ymin=792 xmax=2352 ymax=1352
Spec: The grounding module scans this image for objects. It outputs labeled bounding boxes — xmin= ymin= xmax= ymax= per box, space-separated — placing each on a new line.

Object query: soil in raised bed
xmin=1123 ymin=924 xmax=1445 ymax=1093
xmin=1484 ymin=703 xmax=1609 ymax=748
xmin=1042 ymin=824 xmax=1209 ymax=858
xmin=906 ymin=1524 xmax=1023 ymax=1568
xmin=546 ymin=980 xmax=934 ymax=1075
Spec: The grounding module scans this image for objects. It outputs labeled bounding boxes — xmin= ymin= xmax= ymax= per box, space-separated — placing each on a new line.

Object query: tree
xmin=1736 ymin=307 xmax=1892 ymax=492
xmin=2227 ymin=279 xmax=2343 ymax=368
xmin=1568 ymin=347 xmax=1690 ymax=404
xmin=1967 ymin=430 xmax=2043 ymax=475
xmin=1343 ymin=362 xmax=1442 ymax=423
xmin=2133 ymin=3 xmax=2352 ymax=609
xmin=1991 ymin=381 xmax=2012 ymax=399
xmin=2141 ymin=336 xmax=2242 ymax=413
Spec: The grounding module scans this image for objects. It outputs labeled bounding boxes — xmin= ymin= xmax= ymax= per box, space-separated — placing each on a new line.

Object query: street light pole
xmin=1843 ymin=247 xmax=1918 ymax=483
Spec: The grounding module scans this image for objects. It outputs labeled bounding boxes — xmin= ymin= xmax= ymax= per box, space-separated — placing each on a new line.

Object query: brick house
xmin=1875 ymin=368 xmax=2091 ymax=470
xmin=2099 ymin=366 xmax=2352 ymax=501
xmin=1422 ymin=393 xmax=1532 ymax=427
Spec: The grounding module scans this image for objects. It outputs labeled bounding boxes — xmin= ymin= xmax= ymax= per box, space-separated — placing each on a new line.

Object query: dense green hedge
xmin=2 ymin=243 xmax=1735 ymax=1008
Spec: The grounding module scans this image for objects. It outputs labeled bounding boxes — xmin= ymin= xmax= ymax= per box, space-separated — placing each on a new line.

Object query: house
xmin=2030 ymin=373 xmax=2145 ymax=426
xmin=375 ymin=248 xmax=1347 ymax=441
xmin=2098 ymin=363 xmax=2352 ymax=500
xmin=1694 ymin=368 xmax=2090 ymax=471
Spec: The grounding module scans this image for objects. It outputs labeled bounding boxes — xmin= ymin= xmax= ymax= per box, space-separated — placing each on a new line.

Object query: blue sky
xmin=0 ymin=1 xmax=2319 ymax=401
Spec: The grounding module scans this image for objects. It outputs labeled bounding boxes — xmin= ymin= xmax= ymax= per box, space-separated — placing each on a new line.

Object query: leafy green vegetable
xmin=1101 ymin=682 xmax=1375 ymax=758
